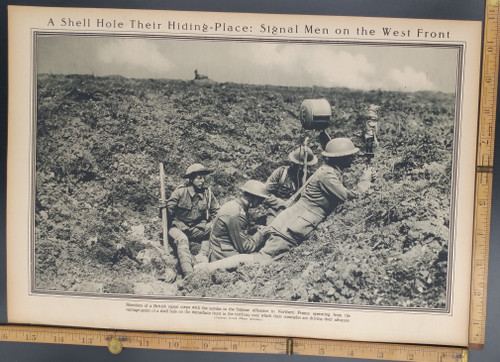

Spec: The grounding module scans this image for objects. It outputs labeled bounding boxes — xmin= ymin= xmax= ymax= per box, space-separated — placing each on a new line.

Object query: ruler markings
xmin=0 ymin=325 xmax=465 ymax=361
xmin=469 ymin=168 xmax=494 ymax=348
xmin=470 ymin=0 xmax=498 ymax=349
xmin=292 ymin=339 xmax=465 ymax=361
xmin=477 ymin=0 xmax=499 ymax=169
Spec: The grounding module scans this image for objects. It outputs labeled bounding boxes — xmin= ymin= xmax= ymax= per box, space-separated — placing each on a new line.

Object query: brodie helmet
xmin=240 ymin=180 xmax=269 ymax=199
xmin=288 ymin=146 xmax=318 ymax=166
xmin=183 ymin=163 xmax=212 ymax=178
xmin=321 ymin=138 xmax=360 ymax=158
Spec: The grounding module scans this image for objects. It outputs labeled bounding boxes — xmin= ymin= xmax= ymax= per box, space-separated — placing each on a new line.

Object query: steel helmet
xmin=183 ymin=163 xmax=212 ymax=178
xmin=288 ymin=146 xmax=318 ymax=166
xmin=321 ymin=138 xmax=360 ymax=158
xmin=240 ymin=180 xmax=269 ymax=199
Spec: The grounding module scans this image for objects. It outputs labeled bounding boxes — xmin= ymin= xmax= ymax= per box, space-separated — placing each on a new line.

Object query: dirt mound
xmin=35 ymin=74 xmax=454 ymax=308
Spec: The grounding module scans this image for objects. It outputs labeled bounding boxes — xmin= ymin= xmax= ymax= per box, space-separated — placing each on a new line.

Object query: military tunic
xmin=166 ymin=183 xmax=219 ymax=275
xmin=209 ymin=198 xmax=265 ymax=262
xmin=364 ymin=118 xmax=378 ymax=154
xmin=265 ymin=166 xmax=301 ymax=199
xmin=260 ymin=165 xmax=349 ymax=259
xmin=166 ymin=184 xmax=219 ymax=242
xmin=264 ymin=165 xmax=311 ymax=222
xmin=364 ymin=119 xmax=378 ymax=139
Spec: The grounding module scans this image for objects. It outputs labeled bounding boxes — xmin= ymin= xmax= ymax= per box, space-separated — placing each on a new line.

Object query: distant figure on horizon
xmin=194 ymin=69 xmax=208 ymax=80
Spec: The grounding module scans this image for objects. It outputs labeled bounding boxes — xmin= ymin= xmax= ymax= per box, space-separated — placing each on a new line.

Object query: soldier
xmin=194 ymin=69 xmax=208 ymax=80
xmin=264 ymin=145 xmax=318 ymax=217
xmin=364 ymin=104 xmax=380 ymax=155
xmin=260 ymin=138 xmax=362 ymax=259
xmin=208 ymin=180 xmax=269 ymax=262
xmin=161 ymin=163 xmax=219 ymax=276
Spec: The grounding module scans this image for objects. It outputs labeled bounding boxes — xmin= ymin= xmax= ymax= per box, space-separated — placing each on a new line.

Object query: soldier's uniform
xmin=192 ymin=140 xmax=367 ymax=272
xmin=167 ymin=185 xmax=218 ymax=240
xmin=364 ymin=104 xmax=380 ymax=154
xmin=208 ymin=180 xmax=269 ymax=262
xmin=208 ymin=198 xmax=266 ymax=262
xmin=264 ymin=146 xmax=318 ymax=223
xmin=260 ymin=165 xmax=349 ymax=260
xmin=266 ymin=165 xmax=301 ymax=200
xmin=262 ymin=166 xmax=300 ymax=222
xmin=166 ymin=176 xmax=219 ymax=276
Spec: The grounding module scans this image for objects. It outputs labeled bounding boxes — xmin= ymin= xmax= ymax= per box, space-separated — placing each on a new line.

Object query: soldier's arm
xmin=165 ymin=187 xmax=190 ymax=230
xmin=208 ymin=191 xmax=220 ymax=221
xmin=166 ymin=188 xmax=181 ymax=216
xmin=265 ymin=167 xmax=284 ymax=195
xmin=159 ymin=187 xmax=178 ymax=218
xmin=262 ymin=194 xmax=286 ymax=210
xmin=319 ymin=168 xmax=351 ymax=202
xmin=226 ymin=213 xmax=263 ymax=254
xmin=264 ymin=168 xmax=287 ymax=208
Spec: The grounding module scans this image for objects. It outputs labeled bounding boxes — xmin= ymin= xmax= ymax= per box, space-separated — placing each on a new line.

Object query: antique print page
xmin=7 ymin=5 xmax=481 ymax=346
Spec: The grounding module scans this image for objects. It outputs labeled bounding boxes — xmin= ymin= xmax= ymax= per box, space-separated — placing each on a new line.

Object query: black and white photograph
xmin=6 ymin=6 xmax=483 ymax=345
xmin=33 ymin=34 xmax=461 ymax=308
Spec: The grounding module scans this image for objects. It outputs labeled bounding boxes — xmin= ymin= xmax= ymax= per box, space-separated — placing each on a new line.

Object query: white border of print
xmin=7 ymin=5 xmax=481 ymax=347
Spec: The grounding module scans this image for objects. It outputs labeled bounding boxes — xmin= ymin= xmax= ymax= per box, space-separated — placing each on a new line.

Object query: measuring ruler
xmin=469 ymin=0 xmax=499 ymax=350
xmin=0 ymin=325 xmax=468 ymax=361
xmin=0 ymin=325 xmax=289 ymax=354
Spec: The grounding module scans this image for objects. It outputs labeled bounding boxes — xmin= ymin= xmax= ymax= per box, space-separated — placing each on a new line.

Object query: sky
xmin=37 ymin=35 xmax=459 ymax=93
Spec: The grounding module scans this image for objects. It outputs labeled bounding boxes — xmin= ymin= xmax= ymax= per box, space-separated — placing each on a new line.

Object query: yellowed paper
xmin=7 ymin=5 xmax=482 ymax=346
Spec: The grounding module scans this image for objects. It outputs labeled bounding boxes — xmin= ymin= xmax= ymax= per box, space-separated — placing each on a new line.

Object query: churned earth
xmin=35 ymin=74 xmax=453 ymax=308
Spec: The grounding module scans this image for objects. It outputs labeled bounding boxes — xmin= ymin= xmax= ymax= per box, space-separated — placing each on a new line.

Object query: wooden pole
xmin=302 ymin=137 xmax=309 ymax=187
xmin=159 ymin=162 xmax=170 ymax=252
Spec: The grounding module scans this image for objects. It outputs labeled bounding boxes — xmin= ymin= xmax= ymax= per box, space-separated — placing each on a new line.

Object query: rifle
xmin=159 ymin=162 xmax=170 ymax=252
xmin=283 ymin=167 xmax=321 ymax=208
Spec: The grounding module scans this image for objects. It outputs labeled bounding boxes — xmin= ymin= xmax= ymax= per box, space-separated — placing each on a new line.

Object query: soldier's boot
xmin=195 ymin=240 xmax=210 ymax=264
xmin=175 ymin=237 xmax=194 ymax=277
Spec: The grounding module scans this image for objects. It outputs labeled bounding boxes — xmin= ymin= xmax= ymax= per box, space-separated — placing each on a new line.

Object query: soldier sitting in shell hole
xmin=208 ymin=180 xmax=270 ymax=262
xmin=159 ymin=163 xmax=219 ymax=277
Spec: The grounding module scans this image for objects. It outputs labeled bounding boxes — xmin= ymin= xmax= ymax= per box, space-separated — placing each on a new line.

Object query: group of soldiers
xmin=160 ymin=135 xmax=374 ymax=277
xmin=159 ymin=104 xmax=379 ymax=277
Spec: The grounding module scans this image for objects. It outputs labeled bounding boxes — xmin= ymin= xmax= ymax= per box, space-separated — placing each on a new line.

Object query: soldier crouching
xmin=160 ymin=163 xmax=219 ymax=277
xmin=263 ymin=145 xmax=317 ymax=223
xmin=209 ymin=180 xmax=269 ymax=262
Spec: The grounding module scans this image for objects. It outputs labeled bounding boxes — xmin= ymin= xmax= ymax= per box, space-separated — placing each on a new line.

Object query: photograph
xmin=34 ymin=34 xmax=460 ymax=310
